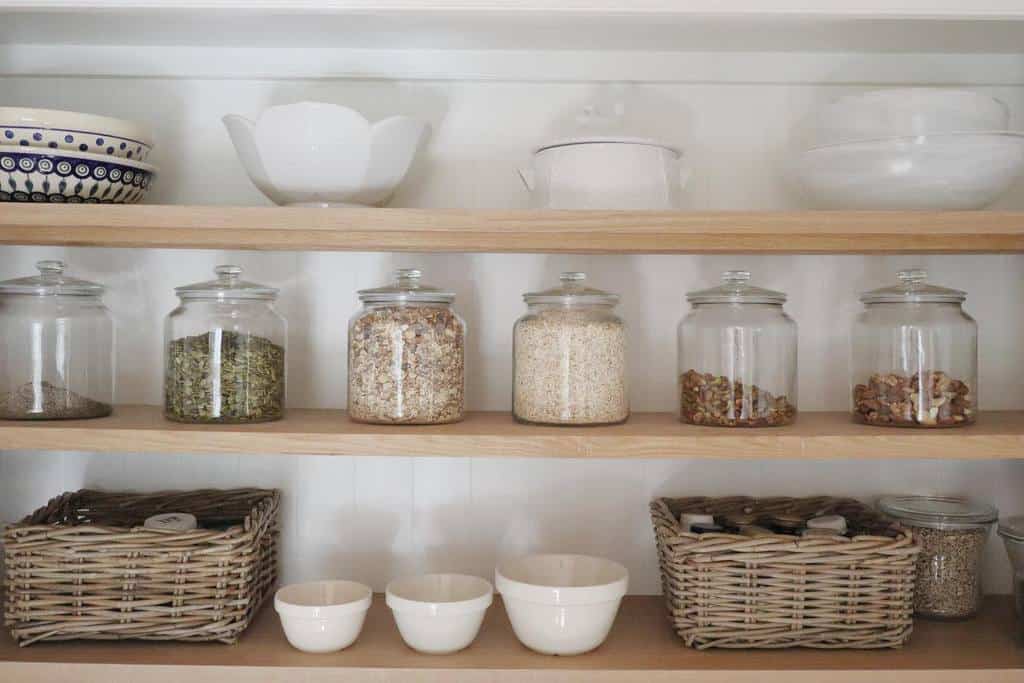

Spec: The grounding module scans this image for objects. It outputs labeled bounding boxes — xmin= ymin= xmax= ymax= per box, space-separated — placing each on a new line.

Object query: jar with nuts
xmin=348 ymin=269 xmax=465 ymax=425
xmin=677 ymin=271 xmax=797 ymax=427
xmin=852 ymin=269 xmax=977 ymax=428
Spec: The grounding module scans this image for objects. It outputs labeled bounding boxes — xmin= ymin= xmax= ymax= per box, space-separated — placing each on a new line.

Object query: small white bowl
xmin=496 ymin=554 xmax=628 ymax=656
xmin=274 ymin=580 xmax=372 ymax=654
xmin=386 ymin=573 xmax=493 ymax=654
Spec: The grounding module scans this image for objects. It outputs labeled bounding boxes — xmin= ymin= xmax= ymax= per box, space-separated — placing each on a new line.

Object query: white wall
xmin=2 ymin=62 xmax=1024 ymax=595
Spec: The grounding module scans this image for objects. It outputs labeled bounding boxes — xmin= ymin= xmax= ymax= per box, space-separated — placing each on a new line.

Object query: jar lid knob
xmin=395 ymin=268 xmax=422 ymax=282
xmin=215 ymin=264 xmax=242 ymax=282
xmin=722 ymin=270 xmax=750 ymax=284
xmin=897 ymin=268 xmax=927 ymax=284
xmin=560 ymin=271 xmax=586 ymax=282
xmin=36 ymin=260 xmax=65 ymax=278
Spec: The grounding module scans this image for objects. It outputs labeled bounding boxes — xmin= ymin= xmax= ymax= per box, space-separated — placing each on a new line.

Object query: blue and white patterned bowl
xmin=0 ymin=146 xmax=157 ymax=203
xmin=0 ymin=107 xmax=154 ymax=162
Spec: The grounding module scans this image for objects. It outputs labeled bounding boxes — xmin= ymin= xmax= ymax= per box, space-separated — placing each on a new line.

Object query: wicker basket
xmin=651 ymin=496 xmax=919 ymax=650
xmin=3 ymin=488 xmax=279 ymax=646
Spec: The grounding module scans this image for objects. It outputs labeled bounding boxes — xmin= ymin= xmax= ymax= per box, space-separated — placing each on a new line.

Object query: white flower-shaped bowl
xmin=223 ymin=102 xmax=429 ymax=207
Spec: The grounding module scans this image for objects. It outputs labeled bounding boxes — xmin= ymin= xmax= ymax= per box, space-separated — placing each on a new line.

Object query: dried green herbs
xmin=165 ymin=330 xmax=284 ymax=424
xmin=0 ymin=380 xmax=111 ymax=420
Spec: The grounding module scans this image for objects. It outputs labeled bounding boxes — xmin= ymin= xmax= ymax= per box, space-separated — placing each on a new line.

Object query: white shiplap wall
xmin=2 ymin=60 xmax=1024 ymax=594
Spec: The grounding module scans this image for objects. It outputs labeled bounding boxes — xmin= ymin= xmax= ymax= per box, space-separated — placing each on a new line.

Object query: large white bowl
xmin=223 ymin=101 xmax=429 ymax=207
xmin=0 ymin=145 xmax=156 ymax=203
xmin=791 ymin=132 xmax=1024 ymax=210
xmin=386 ymin=573 xmax=493 ymax=655
xmin=274 ymin=580 xmax=372 ymax=654
xmin=0 ymin=107 xmax=154 ymax=162
xmin=495 ymin=554 xmax=628 ymax=656
xmin=802 ymin=88 xmax=1010 ymax=149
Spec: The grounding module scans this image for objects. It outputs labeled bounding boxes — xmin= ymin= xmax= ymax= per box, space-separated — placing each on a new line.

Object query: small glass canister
xmin=878 ymin=495 xmax=997 ymax=620
xmin=513 ymin=272 xmax=628 ymax=425
xmin=164 ymin=265 xmax=286 ymax=423
xmin=998 ymin=517 xmax=1024 ymax=620
xmin=348 ymin=269 xmax=465 ymax=425
xmin=677 ymin=271 xmax=797 ymax=427
xmin=852 ymin=269 xmax=976 ymax=428
xmin=0 ymin=260 xmax=113 ymax=419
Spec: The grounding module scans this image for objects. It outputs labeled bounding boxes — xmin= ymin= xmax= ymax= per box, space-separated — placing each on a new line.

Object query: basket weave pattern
xmin=651 ymin=496 xmax=919 ymax=650
xmin=3 ymin=488 xmax=279 ymax=646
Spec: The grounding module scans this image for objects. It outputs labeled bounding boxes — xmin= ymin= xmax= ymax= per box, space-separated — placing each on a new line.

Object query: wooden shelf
xmin=3 ymin=205 xmax=1024 ymax=254
xmin=3 ymin=406 xmax=1024 ymax=458
xmin=2 ymin=595 xmax=1021 ymax=682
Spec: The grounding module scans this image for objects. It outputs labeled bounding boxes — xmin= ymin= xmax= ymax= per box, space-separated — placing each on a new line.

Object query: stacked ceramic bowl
xmin=0 ymin=107 xmax=156 ymax=203
xmin=789 ymin=88 xmax=1024 ymax=209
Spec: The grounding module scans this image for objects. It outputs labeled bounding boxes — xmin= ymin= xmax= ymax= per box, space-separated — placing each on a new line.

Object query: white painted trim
xmin=5 ymin=45 xmax=1024 ymax=84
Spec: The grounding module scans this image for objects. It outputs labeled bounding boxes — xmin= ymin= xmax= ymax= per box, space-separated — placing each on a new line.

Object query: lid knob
xmin=36 ymin=260 xmax=65 ymax=278
xmin=560 ymin=272 xmax=586 ymax=282
xmin=215 ymin=264 xmax=242 ymax=282
xmin=897 ymin=268 xmax=927 ymax=285
xmin=722 ymin=270 xmax=751 ymax=284
xmin=395 ymin=268 xmax=422 ymax=282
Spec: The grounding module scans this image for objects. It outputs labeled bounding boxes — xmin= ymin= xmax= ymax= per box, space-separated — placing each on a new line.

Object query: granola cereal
xmin=679 ymin=369 xmax=795 ymax=427
xmin=853 ymin=371 xmax=974 ymax=427
xmin=348 ymin=305 xmax=465 ymax=424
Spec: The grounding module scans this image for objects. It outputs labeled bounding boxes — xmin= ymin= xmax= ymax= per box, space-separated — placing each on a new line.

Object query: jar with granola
xmin=852 ymin=269 xmax=976 ymax=428
xmin=677 ymin=271 xmax=797 ymax=427
xmin=348 ymin=269 xmax=465 ymax=425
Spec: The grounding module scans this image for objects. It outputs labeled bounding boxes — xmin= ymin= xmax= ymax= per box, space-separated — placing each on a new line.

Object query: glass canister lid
xmin=174 ymin=264 xmax=278 ymax=301
xmin=998 ymin=516 xmax=1024 ymax=542
xmin=0 ymin=260 xmax=104 ymax=296
xmin=523 ymin=272 xmax=619 ymax=305
xmin=877 ymin=495 xmax=998 ymax=530
xmin=358 ymin=268 xmax=454 ymax=304
xmin=686 ymin=270 xmax=786 ymax=305
xmin=860 ymin=268 xmax=966 ymax=304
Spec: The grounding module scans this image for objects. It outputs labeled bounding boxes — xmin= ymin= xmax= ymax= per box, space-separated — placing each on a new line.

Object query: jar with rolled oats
xmin=348 ymin=269 xmax=465 ymax=425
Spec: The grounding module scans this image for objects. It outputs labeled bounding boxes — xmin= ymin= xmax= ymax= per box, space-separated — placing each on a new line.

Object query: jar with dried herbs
xmin=348 ymin=269 xmax=465 ymax=425
xmin=878 ymin=495 xmax=996 ymax=620
xmin=513 ymin=272 xmax=628 ymax=425
xmin=852 ymin=269 xmax=977 ymax=428
xmin=164 ymin=265 xmax=286 ymax=424
xmin=0 ymin=260 xmax=114 ymax=420
xmin=677 ymin=271 xmax=797 ymax=427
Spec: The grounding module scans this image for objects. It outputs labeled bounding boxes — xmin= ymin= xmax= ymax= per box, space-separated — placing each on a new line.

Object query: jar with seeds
xmin=513 ymin=272 xmax=628 ymax=425
xmin=164 ymin=265 xmax=286 ymax=424
xmin=0 ymin=260 xmax=114 ymax=420
xmin=852 ymin=269 xmax=977 ymax=428
xmin=677 ymin=271 xmax=797 ymax=427
xmin=348 ymin=269 xmax=465 ymax=425
xmin=878 ymin=495 xmax=996 ymax=620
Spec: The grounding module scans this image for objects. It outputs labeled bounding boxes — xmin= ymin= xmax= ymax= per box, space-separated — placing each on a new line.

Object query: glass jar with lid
xmin=164 ymin=265 xmax=286 ymax=424
xmin=0 ymin=260 xmax=113 ymax=420
xmin=878 ymin=495 xmax=997 ymax=620
xmin=513 ymin=272 xmax=628 ymax=425
xmin=677 ymin=271 xmax=797 ymax=427
xmin=852 ymin=269 xmax=976 ymax=428
xmin=348 ymin=268 xmax=465 ymax=425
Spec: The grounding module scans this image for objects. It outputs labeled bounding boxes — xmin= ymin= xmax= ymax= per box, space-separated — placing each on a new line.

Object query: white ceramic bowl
xmin=495 ymin=554 xmax=628 ymax=656
xmin=274 ymin=580 xmax=372 ymax=654
xmin=0 ymin=145 xmax=157 ymax=204
xmin=790 ymin=132 xmax=1024 ymax=210
xmin=223 ymin=101 xmax=429 ymax=207
xmin=386 ymin=573 xmax=493 ymax=654
xmin=0 ymin=107 xmax=154 ymax=162
xmin=802 ymin=88 xmax=1010 ymax=148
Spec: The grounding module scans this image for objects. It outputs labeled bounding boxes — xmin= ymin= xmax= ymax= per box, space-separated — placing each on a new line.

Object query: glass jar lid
xmin=523 ymin=272 xmax=619 ymax=306
xmin=0 ymin=260 xmax=104 ymax=296
xmin=686 ymin=270 xmax=786 ymax=305
xmin=860 ymin=268 xmax=966 ymax=304
xmin=877 ymin=495 xmax=998 ymax=530
xmin=998 ymin=516 xmax=1024 ymax=542
xmin=357 ymin=268 xmax=454 ymax=304
xmin=174 ymin=265 xmax=278 ymax=301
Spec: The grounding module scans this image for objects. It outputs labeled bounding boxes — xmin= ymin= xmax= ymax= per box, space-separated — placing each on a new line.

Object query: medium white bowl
xmin=274 ymin=580 xmax=372 ymax=654
xmin=495 ymin=554 xmax=628 ymax=656
xmin=791 ymin=132 xmax=1024 ymax=210
xmin=0 ymin=107 xmax=154 ymax=162
xmin=223 ymin=102 xmax=429 ymax=207
xmin=802 ymin=88 xmax=1010 ymax=149
xmin=386 ymin=573 xmax=493 ymax=654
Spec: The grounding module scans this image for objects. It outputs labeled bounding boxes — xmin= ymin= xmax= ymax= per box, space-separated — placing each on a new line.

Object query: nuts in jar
xmin=853 ymin=371 xmax=974 ymax=427
xmin=679 ymin=370 xmax=796 ymax=427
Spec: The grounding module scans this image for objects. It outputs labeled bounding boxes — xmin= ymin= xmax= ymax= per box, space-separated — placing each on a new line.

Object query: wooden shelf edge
xmin=3 ymin=206 xmax=1024 ymax=253
xmin=2 ymin=407 xmax=1023 ymax=459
